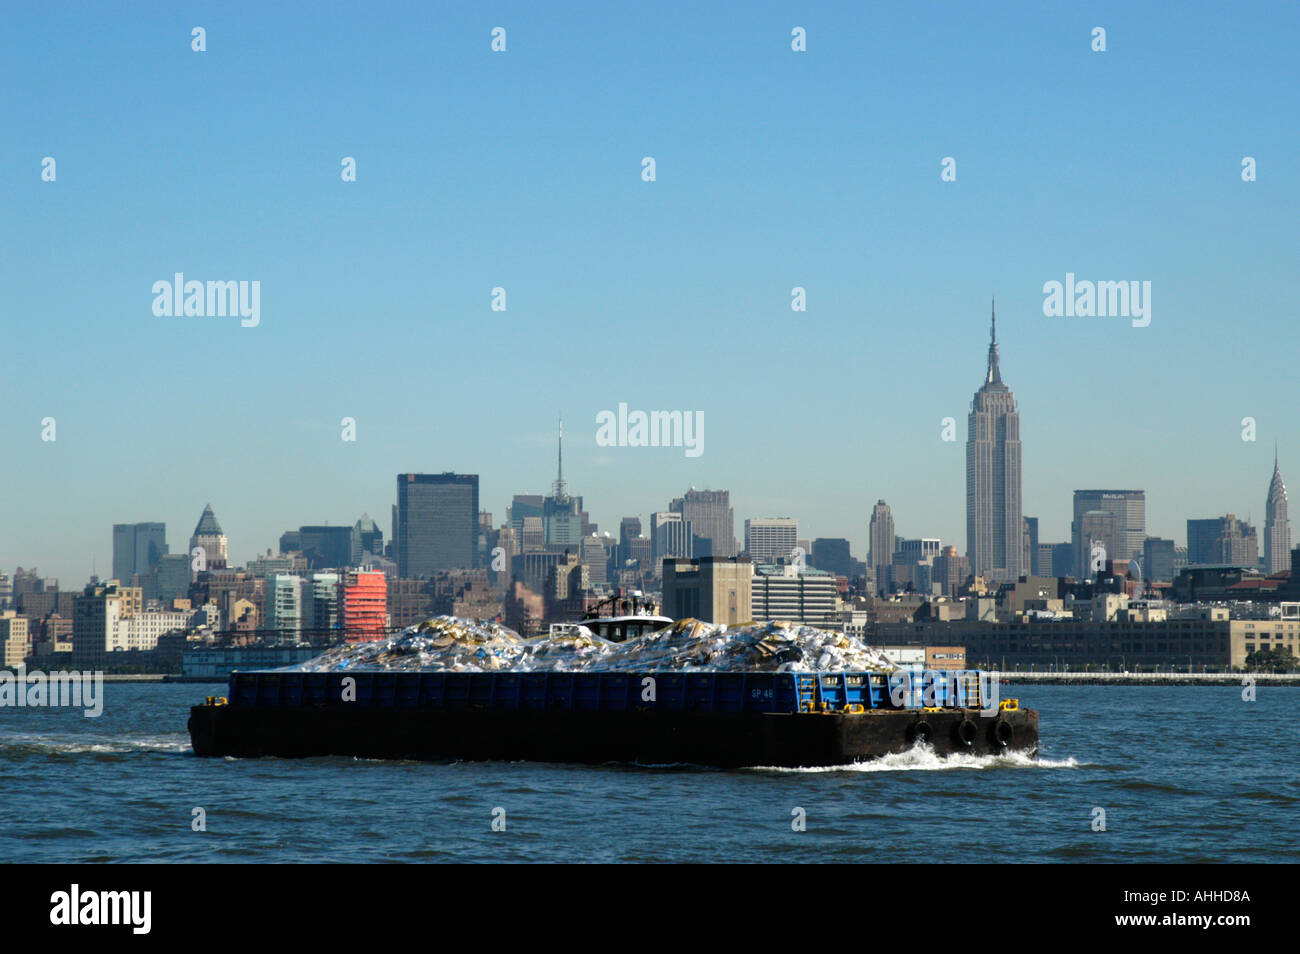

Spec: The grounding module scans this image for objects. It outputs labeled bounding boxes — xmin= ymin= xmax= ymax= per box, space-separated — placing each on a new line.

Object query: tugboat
xmin=566 ymin=591 xmax=672 ymax=643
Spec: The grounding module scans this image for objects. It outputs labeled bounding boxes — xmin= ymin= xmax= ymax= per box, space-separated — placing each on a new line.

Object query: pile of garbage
xmin=291 ymin=615 xmax=896 ymax=674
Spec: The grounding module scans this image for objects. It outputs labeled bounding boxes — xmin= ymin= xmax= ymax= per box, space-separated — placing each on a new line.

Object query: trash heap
xmin=290 ymin=616 xmax=896 ymax=674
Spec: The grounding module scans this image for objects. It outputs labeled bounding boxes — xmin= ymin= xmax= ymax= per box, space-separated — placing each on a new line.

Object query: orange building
xmin=341 ymin=570 xmax=387 ymax=642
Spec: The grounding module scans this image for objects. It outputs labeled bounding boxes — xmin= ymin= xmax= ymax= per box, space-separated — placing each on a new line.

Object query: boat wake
xmin=749 ymin=744 xmax=1080 ymax=773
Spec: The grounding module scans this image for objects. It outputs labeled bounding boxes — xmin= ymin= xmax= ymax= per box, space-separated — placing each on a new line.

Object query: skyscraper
xmin=112 ymin=522 xmax=167 ymax=583
xmin=744 ymin=518 xmax=798 ymax=564
xmin=868 ymin=500 xmax=894 ymax=590
xmin=670 ymin=488 xmax=736 ymax=558
xmin=189 ymin=504 xmax=229 ymax=570
xmin=1187 ymin=515 xmax=1258 ymax=568
xmin=1265 ymin=449 xmax=1292 ymax=575
xmin=395 ymin=473 xmax=480 ymax=577
xmin=543 ymin=421 xmax=583 ymax=546
xmin=1072 ymin=490 xmax=1145 ymax=572
xmin=965 ymin=301 xmax=1023 ymax=583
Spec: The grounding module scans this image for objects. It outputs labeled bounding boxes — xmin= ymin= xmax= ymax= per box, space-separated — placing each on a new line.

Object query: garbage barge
xmin=189 ymin=669 xmax=1037 ymax=767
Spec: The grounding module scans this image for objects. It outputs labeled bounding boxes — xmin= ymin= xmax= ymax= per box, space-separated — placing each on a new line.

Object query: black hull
xmin=188 ymin=705 xmax=1038 ymax=768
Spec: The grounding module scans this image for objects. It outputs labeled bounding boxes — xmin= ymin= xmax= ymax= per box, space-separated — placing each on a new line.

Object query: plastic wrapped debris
xmin=288 ymin=615 xmax=897 ymax=674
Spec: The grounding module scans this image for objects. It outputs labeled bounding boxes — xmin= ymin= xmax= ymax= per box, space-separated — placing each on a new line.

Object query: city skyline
xmin=6 ymin=437 xmax=1292 ymax=586
xmin=3 ymin=4 xmax=1297 ymax=580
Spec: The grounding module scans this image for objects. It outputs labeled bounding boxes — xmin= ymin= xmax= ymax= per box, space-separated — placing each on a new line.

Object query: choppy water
xmin=1 ymin=683 xmax=1295 ymax=862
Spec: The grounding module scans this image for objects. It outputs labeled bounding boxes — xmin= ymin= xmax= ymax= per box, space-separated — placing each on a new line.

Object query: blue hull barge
xmin=188 ymin=669 xmax=1038 ymax=768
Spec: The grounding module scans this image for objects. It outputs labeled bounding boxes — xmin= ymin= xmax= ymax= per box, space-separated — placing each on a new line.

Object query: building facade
xmin=744 ymin=518 xmax=799 ymax=564
xmin=965 ymin=304 xmax=1023 ymax=583
xmin=1265 ymin=452 xmax=1292 ymax=575
xmin=396 ymin=473 xmax=480 ymax=577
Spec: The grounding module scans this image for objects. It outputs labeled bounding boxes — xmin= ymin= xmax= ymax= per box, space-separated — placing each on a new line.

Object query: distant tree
xmin=1244 ymin=647 xmax=1300 ymax=674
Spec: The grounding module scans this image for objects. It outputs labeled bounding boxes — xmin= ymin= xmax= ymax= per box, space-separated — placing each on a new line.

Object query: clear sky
xmin=3 ymin=1 xmax=1297 ymax=582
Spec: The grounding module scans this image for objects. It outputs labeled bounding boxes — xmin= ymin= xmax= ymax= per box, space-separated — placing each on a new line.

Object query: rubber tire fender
xmin=908 ymin=720 xmax=933 ymax=745
xmin=991 ymin=719 xmax=1014 ymax=748
xmin=954 ymin=718 xmax=978 ymax=747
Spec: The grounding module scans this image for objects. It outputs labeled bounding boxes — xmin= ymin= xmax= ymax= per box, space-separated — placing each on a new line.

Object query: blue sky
xmin=3 ymin=1 xmax=1297 ymax=581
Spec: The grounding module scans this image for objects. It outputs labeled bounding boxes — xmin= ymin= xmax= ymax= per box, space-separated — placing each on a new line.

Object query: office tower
xmin=1143 ymin=537 xmax=1176 ymax=583
xmin=895 ymin=538 xmax=941 ymax=565
xmin=154 ymin=553 xmax=192 ymax=601
xmin=1051 ymin=543 xmax=1074 ymax=578
xmin=868 ymin=500 xmax=894 ymax=589
xmin=932 ymin=546 xmax=971 ymax=596
xmin=751 ymin=565 xmax=838 ymax=625
xmin=669 ymin=488 xmax=736 ymax=558
xmin=1187 ymin=515 xmax=1259 ymax=567
xmin=543 ymin=421 xmax=584 ymax=547
xmin=395 ymin=473 xmax=479 ymax=577
xmin=112 ymin=522 xmax=167 ymax=583
xmin=341 ymin=570 xmax=387 ymax=642
xmin=1036 ymin=543 xmax=1057 ymax=579
xmin=662 ymin=557 xmax=753 ymax=625
xmin=581 ymin=534 xmax=610 ymax=587
xmin=1072 ymin=491 xmax=1145 ymax=569
xmin=811 ymin=538 xmax=852 ymax=578
xmin=744 ymin=518 xmax=799 ymax=564
xmin=1023 ymin=517 xmax=1039 ymax=576
xmin=297 ymin=526 xmax=353 ymax=570
xmin=189 ymin=504 xmax=229 ymax=569
xmin=1074 ymin=510 xmax=1119 ymax=579
xmin=619 ymin=517 xmax=643 ymax=551
xmin=521 ymin=517 xmax=546 ymax=553
xmin=352 ymin=514 xmax=384 ymax=564
xmin=965 ymin=301 xmax=1023 ymax=582
xmin=1265 ymin=450 xmax=1292 ymax=575
xmin=651 ymin=511 xmax=692 ymax=562
xmin=508 ymin=495 xmax=545 ymax=534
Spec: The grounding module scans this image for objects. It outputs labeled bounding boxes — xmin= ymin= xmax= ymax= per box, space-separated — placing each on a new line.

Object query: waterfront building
xmin=662 ymin=556 xmax=753 ymax=625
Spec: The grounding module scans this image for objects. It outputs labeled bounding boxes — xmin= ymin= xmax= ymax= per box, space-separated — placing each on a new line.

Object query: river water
xmin=1 ymin=683 xmax=1294 ymax=863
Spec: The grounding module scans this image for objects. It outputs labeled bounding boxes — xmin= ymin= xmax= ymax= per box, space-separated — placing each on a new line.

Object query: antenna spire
xmin=552 ymin=417 xmax=568 ymax=499
xmin=985 ymin=296 xmax=1002 ymax=385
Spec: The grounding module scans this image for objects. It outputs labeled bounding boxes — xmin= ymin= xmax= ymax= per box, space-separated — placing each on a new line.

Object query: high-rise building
xmin=1074 ymin=510 xmax=1119 ymax=579
xmin=669 ymin=488 xmax=736 ymax=558
xmin=154 ymin=553 xmax=192 ymax=602
xmin=302 ymin=573 xmax=341 ymax=631
xmin=744 ymin=518 xmax=799 ymax=564
xmin=750 ymin=564 xmax=837 ymax=626
xmin=189 ymin=504 xmax=229 ymax=570
xmin=341 ymin=570 xmax=387 ymax=642
xmin=267 ymin=575 xmax=303 ymax=635
xmin=352 ymin=514 xmax=384 ymax=564
xmin=1143 ymin=537 xmax=1176 ymax=583
xmin=297 ymin=526 xmax=353 ymax=570
xmin=1023 ymin=517 xmax=1039 ymax=576
xmin=965 ymin=302 xmax=1023 ymax=583
xmin=543 ymin=421 xmax=584 ymax=547
xmin=1265 ymin=449 xmax=1292 ymax=575
xmin=651 ymin=511 xmax=692 ymax=563
xmin=662 ymin=557 xmax=753 ymax=625
xmin=1187 ymin=515 xmax=1259 ymax=568
xmin=112 ymin=522 xmax=167 ymax=583
xmin=810 ymin=538 xmax=852 ymax=578
xmin=932 ymin=546 xmax=971 ymax=596
xmin=1072 ymin=491 xmax=1145 ymax=571
xmin=868 ymin=500 xmax=894 ymax=590
xmin=395 ymin=473 xmax=479 ymax=577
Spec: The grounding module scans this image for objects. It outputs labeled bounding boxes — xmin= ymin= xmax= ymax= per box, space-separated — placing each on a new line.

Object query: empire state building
xmin=966 ymin=301 xmax=1023 ymax=582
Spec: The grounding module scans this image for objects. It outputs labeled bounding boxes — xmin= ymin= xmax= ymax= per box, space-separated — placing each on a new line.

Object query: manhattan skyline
xmin=3 ymin=2 xmax=1297 ymax=580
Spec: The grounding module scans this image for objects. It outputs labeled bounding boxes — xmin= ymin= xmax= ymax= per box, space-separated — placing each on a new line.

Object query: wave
xmin=0 ymin=732 xmax=191 ymax=756
xmin=747 ymin=744 xmax=1082 ymax=773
